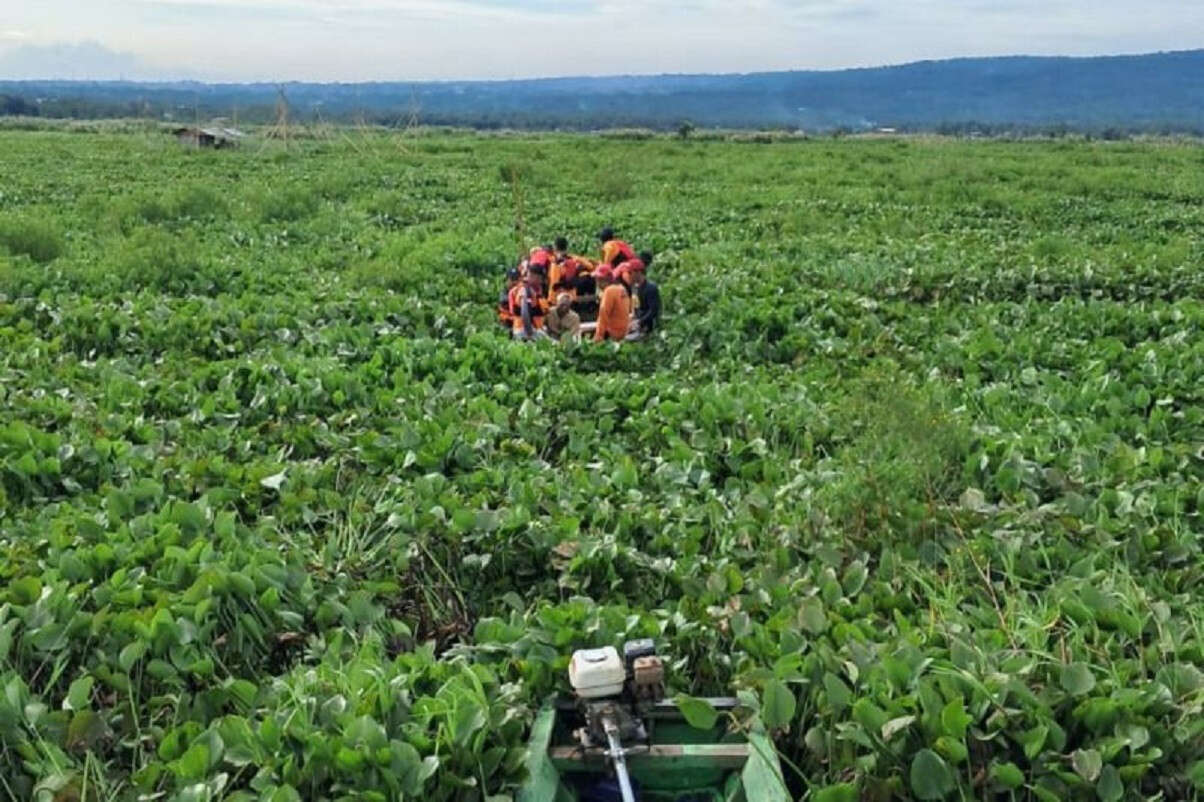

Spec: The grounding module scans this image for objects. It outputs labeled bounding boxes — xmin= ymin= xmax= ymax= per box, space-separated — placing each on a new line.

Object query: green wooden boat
xmin=519 ymin=697 xmax=791 ymax=802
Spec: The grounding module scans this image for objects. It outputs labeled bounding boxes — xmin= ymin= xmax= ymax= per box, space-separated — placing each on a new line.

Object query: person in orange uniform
xmin=510 ymin=273 xmax=549 ymax=340
xmin=546 ymin=239 xmax=568 ymax=301
xmin=597 ymin=227 xmax=636 ymax=267
xmin=615 ymin=256 xmax=644 ymax=294
xmin=499 ymin=268 xmax=521 ymax=329
xmin=593 ymin=264 xmax=631 ymax=343
xmin=552 ymin=257 xmax=579 ymax=300
xmin=529 ymin=245 xmax=552 ymax=271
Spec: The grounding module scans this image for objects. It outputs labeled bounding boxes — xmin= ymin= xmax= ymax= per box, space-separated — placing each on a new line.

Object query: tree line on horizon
xmin=2 ymin=49 xmax=1202 ymax=135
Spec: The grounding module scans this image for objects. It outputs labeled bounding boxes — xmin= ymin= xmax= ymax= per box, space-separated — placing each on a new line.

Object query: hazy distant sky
xmin=1 ymin=0 xmax=1201 ymax=81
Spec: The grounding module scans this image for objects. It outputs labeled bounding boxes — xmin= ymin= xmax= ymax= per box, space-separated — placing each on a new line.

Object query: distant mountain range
xmin=2 ymin=49 xmax=1203 ymax=133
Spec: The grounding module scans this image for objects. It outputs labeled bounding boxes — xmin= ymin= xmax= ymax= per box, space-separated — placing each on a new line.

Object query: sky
xmin=0 ymin=0 xmax=1201 ymax=82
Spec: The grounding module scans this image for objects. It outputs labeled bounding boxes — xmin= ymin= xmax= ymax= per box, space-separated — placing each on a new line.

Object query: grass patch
xmin=0 ymin=215 xmax=64 ymax=263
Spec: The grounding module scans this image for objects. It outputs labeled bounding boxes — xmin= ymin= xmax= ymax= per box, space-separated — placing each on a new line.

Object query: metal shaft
xmin=604 ymin=717 xmax=637 ymax=802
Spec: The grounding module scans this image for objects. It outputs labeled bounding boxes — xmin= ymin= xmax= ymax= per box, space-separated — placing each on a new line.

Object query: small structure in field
xmin=172 ymin=126 xmax=245 ymax=149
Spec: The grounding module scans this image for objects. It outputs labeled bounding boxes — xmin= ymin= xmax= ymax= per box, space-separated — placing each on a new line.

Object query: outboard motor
xmin=567 ymin=640 xmax=666 ymax=802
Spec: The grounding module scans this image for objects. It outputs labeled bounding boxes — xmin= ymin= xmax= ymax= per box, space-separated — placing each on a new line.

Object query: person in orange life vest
xmin=593 ymin=264 xmax=631 ymax=343
xmin=499 ymin=268 xmax=521 ymax=329
xmin=597 ymin=227 xmax=636 ymax=267
xmin=510 ymin=273 xmax=549 ymax=340
xmin=546 ymin=241 xmax=567 ymax=301
xmin=550 ymin=238 xmax=593 ymax=298
xmin=529 ymin=245 xmax=552 ymax=270
xmin=622 ymin=250 xmax=654 ymax=304
xmin=552 ymin=257 xmax=580 ymax=300
xmin=615 ymin=255 xmax=645 ymax=295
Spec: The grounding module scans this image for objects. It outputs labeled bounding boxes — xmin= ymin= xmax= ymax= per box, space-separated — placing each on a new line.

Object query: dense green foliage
xmin=1 ymin=130 xmax=1203 ymax=801
xmin=3 ymin=49 xmax=1204 ymax=132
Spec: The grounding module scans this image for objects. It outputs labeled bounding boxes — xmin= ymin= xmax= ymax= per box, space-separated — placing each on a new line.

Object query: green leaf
xmin=990 ymin=762 xmax=1024 ymax=790
xmin=940 ymin=698 xmax=972 ymax=739
xmin=762 ymin=680 xmax=796 ymax=731
xmin=451 ymin=701 xmax=488 ymax=747
xmin=1096 ymin=764 xmax=1123 ymax=802
xmin=1187 ymin=760 xmax=1204 ymax=791
xmin=823 ymin=672 xmax=852 ymax=712
xmin=10 ymin=576 xmax=41 ymax=605
xmin=675 ymin=695 xmax=719 ymax=730
xmin=934 ymin=735 xmax=968 ymax=764
xmin=1061 ymin=662 xmax=1096 ymax=696
xmin=268 ymin=786 xmax=302 ymax=802
xmin=335 ymin=747 xmax=366 ymax=772
xmin=119 ymin=641 xmax=147 ymax=673
xmin=813 ymin=782 xmax=858 ymax=802
xmin=173 ymin=743 xmax=210 ymax=782
xmin=798 ymin=597 xmax=827 ymax=634
xmin=910 ymin=749 xmax=954 ymax=800
xmin=64 ymin=676 xmax=93 ymax=711
xmin=1072 ymin=748 xmax=1102 ymax=782
xmin=1117 ymin=723 xmax=1149 ymax=751
xmin=841 ymin=560 xmax=868 ymax=596
xmin=881 ymin=715 xmax=915 ymax=741
xmin=1018 ymin=723 xmax=1049 ymax=759
xmin=418 ymin=755 xmax=440 ymax=782
xmin=66 ymin=710 xmax=107 ymax=750
xmin=852 ymin=698 xmax=888 ymax=734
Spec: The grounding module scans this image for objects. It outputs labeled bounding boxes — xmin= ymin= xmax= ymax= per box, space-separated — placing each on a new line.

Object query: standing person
xmin=546 ymin=292 xmax=581 ymax=341
xmin=597 ymin=227 xmax=636 ymax=267
xmin=593 ymin=264 xmax=631 ymax=343
xmin=626 ymin=264 xmax=661 ymax=341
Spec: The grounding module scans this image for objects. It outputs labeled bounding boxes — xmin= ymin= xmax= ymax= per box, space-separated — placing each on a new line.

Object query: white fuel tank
xmin=569 ymin=646 xmax=626 ymax=698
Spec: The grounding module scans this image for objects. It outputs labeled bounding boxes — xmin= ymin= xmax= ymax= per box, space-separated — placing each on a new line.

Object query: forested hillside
xmin=2 ymin=49 xmax=1203 ymax=133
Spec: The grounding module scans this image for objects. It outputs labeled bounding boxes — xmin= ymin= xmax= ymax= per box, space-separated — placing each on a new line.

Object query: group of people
xmin=498 ymin=227 xmax=662 ymax=343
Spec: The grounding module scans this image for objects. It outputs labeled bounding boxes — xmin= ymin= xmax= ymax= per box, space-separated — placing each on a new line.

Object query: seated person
xmin=509 ymin=273 xmax=549 ymax=341
xmin=546 ymin=293 xmax=581 ymax=341
xmin=593 ymin=264 xmax=631 ymax=343
xmin=626 ymin=264 xmax=661 ymax=341
xmin=566 ymin=261 xmax=599 ymax=318
xmin=498 ymin=268 xmax=520 ymax=329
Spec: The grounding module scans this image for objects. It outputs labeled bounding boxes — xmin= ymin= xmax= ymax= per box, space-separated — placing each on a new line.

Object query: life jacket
xmin=509 ymin=284 xmax=548 ymax=331
xmin=561 ymin=258 xmax=581 ymax=282
xmin=603 ymin=239 xmax=636 ymax=267
xmin=529 ymin=247 xmax=552 ymax=270
xmin=615 ymin=259 xmax=645 ymax=292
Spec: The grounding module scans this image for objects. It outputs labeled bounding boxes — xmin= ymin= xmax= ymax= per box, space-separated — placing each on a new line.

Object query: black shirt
xmin=635 ymin=280 xmax=661 ymax=331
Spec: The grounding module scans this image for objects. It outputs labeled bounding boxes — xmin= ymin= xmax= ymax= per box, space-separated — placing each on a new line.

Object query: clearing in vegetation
xmin=1 ymin=130 xmax=1203 ymax=801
